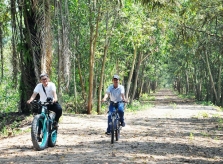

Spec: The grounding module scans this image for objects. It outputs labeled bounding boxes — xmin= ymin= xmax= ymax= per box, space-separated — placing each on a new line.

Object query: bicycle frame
xmin=109 ymin=101 xmax=122 ymax=144
xmin=110 ymin=107 xmax=121 ymax=130
xmin=38 ymin=103 xmax=51 ymax=146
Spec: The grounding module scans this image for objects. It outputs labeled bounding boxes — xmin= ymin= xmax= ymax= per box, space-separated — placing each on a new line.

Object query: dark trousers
xmin=48 ymin=102 xmax=62 ymax=122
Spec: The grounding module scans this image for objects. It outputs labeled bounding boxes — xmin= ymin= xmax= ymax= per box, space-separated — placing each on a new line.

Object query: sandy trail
xmin=0 ymin=89 xmax=223 ymax=164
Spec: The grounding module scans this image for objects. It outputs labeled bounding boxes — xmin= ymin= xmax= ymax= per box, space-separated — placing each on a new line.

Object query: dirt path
xmin=1 ymin=89 xmax=223 ymax=164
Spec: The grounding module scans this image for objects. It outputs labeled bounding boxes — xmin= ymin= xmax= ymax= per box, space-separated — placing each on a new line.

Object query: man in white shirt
xmin=27 ymin=73 xmax=62 ymax=126
xmin=102 ymin=75 xmax=127 ymax=135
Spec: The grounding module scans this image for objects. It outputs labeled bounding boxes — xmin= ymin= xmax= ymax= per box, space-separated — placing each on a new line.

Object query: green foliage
xmin=201 ymin=131 xmax=209 ymax=138
xmin=216 ymin=117 xmax=223 ymax=130
xmin=100 ymin=103 xmax=109 ymax=114
xmin=0 ymin=113 xmax=31 ymax=138
xmin=0 ymin=77 xmax=20 ymax=113
xmin=1 ymin=0 xmax=223 ymax=115
xmin=178 ymin=94 xmax=195 ymax=99
xmin=62 ymin=94 xmax=87 ymax=114
xmin=170 ymin=102 xmax=177 ymax=109
xmin=196 ymin=101 xmax=214 ymax=106
xmin=139 ymin=93 xmax=155 ymax=101
xmin=189 ymin=132 xmax=194 ymax=140
xmin=201 ymin=112 xmax=209 ymax=118
xmin=193 ymin=111 xmax=209 ymax=119
xmin=0 ymin=126 xmax=8 ymax=137
xmin=126 ymin=100 xmax=153 ymax=112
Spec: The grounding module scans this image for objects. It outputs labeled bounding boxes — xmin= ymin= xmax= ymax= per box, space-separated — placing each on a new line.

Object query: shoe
xmin=37 ymin=136 xmax=42 ymax=142
xmin=52 ymin=121 xmax=59 ymax=128
xmin=121 ymin=122 xmax=125 ymax=127
xmin=105 ymin=132 xmax=111 ymax=135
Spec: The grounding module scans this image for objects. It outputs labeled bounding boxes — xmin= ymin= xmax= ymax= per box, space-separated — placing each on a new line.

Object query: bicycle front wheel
xmin=111 ymin=117 xmax=115 ymax=144
xmin=115 ymin=119 xmax=120 ymax=141
xmin=31 ymin=114 xmax=49 ymax=151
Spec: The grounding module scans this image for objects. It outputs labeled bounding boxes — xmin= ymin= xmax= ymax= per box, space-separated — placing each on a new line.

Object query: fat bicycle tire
xmin=48 ymin=112 xmax=57 ymax=147
xmin=115 ymin=120 xmax=120 ymax=141
xmin=31 ymin=114 xmax=49 ymax=151
xmin=111 ymin=117 xmax=115 ymax=144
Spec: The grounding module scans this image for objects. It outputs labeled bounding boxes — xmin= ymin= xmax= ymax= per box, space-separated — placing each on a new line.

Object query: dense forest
xmin=0 ymin=0 xmax=223 ymax=115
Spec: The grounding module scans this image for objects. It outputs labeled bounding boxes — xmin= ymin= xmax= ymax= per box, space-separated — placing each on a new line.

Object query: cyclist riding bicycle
xmin=27 ymin=73 xmax=62 ymax=139
xmin=102 ymin=75 xmax=127 ymax=135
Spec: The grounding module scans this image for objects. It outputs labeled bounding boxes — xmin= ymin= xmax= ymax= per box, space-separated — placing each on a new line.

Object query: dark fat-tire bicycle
xmin=30 ymin=97 xmax=58 ymax=151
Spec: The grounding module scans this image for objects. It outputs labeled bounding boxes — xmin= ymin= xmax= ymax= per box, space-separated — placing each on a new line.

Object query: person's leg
xmin=49 ymin=102 xmax=62 ymax=123
xmin=118 ymin=102 xmax=125 ymax=126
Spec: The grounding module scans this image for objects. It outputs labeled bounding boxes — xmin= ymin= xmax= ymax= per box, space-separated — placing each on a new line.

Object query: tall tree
xmin=19 ymin=0 xmax=52 ymax=113
xmin=87 ymin=1 xmax=101 ymax=114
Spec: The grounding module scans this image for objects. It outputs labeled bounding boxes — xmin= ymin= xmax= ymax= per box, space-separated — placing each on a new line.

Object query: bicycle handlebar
xmin=30 ymin=100 xmax=53 ymax=106
xmin=101 ymin=100 xmax=128 ymax=104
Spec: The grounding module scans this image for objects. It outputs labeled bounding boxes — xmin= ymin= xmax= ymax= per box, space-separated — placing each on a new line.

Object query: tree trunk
xmin=19 ymin=1 xmax=41 ymax=113
xmin=217 ymin=61 xmax=222 ymax=106
xmin=125 ymin=43 xmax=137 ymax=100
xmin=130 ymin=52 xmax=143 ymax=104
xmin=73 ymin=57 xmax=77 ymax=113
xmin=0 ymin=22 xmax=3 ymax=82
xmin=87 ymin=3 xmax=101 ymax=114
xmin=205 ymin=49 xmax=219 ymax=104
xmin=97 ymin=44 xmax=108 ymax=114
xmin=97 ymin=5 xmax=118 ymax=113
xmin=185 ymin=71 xmax=189 ymax=95
xmin=137 ymin=64 xmax=145 ymax=98
xmin=77 ymin=54 xmax=86 ymax=101
xmin=19 ymin=0 xmax=52 ymax=113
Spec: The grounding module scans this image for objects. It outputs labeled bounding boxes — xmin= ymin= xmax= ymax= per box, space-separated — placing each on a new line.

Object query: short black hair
xmin=39 ymin=73 xmax=48 ymax=79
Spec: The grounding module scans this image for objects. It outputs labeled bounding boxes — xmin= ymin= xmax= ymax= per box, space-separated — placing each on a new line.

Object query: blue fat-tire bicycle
xmin=109 ymin=101 xmax=126 ymax=144
xmin=30 ymin=97 xmax=58 ymax=151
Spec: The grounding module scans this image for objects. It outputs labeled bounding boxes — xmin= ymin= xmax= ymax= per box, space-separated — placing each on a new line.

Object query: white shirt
xmin=34 ymin=82 xmax=56 ymax=102
xmin=106 ymin=84 xmax=124 ymax=102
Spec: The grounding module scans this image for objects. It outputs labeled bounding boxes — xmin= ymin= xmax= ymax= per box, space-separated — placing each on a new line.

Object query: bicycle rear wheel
xmin=31 ymin=114 xmax=49 ymax=151
xmin=111 ymin=117 xmax=115 ymax=144
xmin=48 ymin=112 xmax=57 ymax=147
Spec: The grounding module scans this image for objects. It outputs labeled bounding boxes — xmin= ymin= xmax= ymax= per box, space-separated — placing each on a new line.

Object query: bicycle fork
xmin=109 ymin=113 xmax=121 ymax=130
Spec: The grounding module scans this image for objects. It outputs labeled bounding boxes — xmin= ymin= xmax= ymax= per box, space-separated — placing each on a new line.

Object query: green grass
xmin=126 ymin=100 xmax=153 ymax=112
xmin=170 ymin=102 xmax=177 ymax=109
xmin=196 ymin=101 xmax=214 ymax=106
xmin=139 ymin=93 xmax=155 ymax=101
xmin=178 ymin=94 xmax=195 ymax=99
xmin=201 ymin=131 xmax=209 ymax=137
xmin=193 ymin=111 xmax=209 ymax=119
xmin=189 ymin=132 xmax=194 ymax=140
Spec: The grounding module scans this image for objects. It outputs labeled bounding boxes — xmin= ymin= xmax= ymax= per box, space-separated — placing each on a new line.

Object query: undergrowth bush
xmin=0 ymin=77 xmax=20 ymax=113
xmin=62 ymin=94 xmax=87 ymax=114
xmin=126 ymin=100 xmax=153 ymax=112
xmin=139 ymin=93 xmax=155 ymax=101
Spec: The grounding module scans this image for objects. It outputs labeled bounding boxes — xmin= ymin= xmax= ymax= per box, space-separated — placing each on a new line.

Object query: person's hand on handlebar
xmin=102 ymin=98 xmax=107 ymax=102
xmin=102 ymin=93 xmax=109 ymax=102
xmin=53 ymin=98 xmax=58 ymax=103
xmin=122 ymin=98 xmax=128 ymax=103
xmin=27 ymin=99 xmax=32 ymax=104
